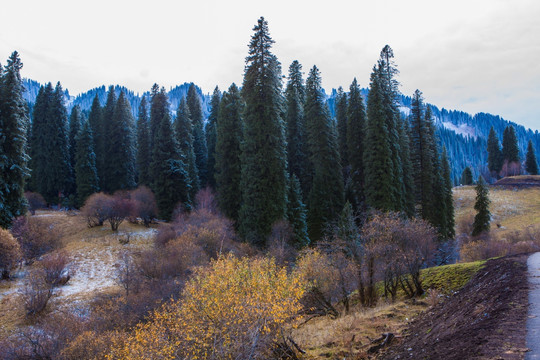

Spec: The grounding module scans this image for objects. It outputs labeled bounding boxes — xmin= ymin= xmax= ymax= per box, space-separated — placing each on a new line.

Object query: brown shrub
xmin=106 ymin=194 xmax=134 ymax=231
xmin=20 ymin=268 xmax=53 ymax=317
xmin=457 ymin=213 xmax=475 ymax=236
xmin=154 ymin=224 xmax=176 ymax=247
xmin=10 ymin=216 xmax=62 ymax=261
xmin=0 ymin=228 xmax=22 ymax=279
xmin=194 ymin=187 xmax=219 ymax=214
xmin=267 ymin=220 xmax=297 ymax=267
xmin=24 ymin=191 xmax=46 ymax=215
xmin=39 ymin=250 xmax=71 ymax=287
xmin=130 ymin=186 xmax=157 ymax=227
xmin=81 ymin=192 xmax=110 ymax=227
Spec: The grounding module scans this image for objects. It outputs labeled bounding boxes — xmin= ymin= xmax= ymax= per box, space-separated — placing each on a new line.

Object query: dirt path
xmin=527 ymin=252 xmax=540 ymax=359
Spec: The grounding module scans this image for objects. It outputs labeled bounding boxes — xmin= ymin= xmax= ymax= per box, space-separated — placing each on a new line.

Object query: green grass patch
xmin=421 ymin=260 xmax=486 ymax=294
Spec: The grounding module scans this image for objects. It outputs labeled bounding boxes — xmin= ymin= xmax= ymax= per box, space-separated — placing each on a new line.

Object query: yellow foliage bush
xmin=108 ymin=255 xmax=306 ymax=359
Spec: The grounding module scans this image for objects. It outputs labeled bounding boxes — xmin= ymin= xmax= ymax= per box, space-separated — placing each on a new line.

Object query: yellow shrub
xmin=109 ymin=255 xmax=306 ymax=359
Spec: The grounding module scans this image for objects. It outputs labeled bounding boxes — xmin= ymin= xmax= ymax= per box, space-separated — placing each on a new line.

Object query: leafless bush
xmin=267 ymin=220 xmax=297 ymax=267
xmin=10 ymin=216 xmax=62 ymax=261
xmin=81 ymin=192 xmax=110 ymax=227
xmin=457 ymin=213 xmax=475 ymax=237
xmin=194 ymin=187 xmax=219 ymax=214
xmin=0 ymin=228 xmax=22 ymax=279
xmin=130 ymin=186 xmax=157 ymax=227
xmin=20 ymin=268 xmax=53 ymax=317
xmin=39 ymin=251 xmax=71 ymax=287
xmin=24 ymin=191 xmax=46 ymax=215
xmin=116 ymin=250 xmax=140 ymax=298
xmin=154 ymin=224 xmax=176 ymax=247
xmin=106 ymin=194 xmax=134 ymax=231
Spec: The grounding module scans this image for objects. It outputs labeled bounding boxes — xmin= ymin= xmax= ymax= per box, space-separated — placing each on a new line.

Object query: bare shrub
xmin=459 ymin=233 xmax=511 ymax=262
xmin=267 ymin=220 xmax=297 ymax=267
xmin=24 ymin=191 xmax=46 ymax=215
xmin=10 ymin=216 xmax=61 ymax=261
xmin=154 ymin=224 xmax=176 ymax=247
xmin=81 ymin=192 xmax=110 ymax=227
xmin=39 ymin=251 xmax=71 ymax=287
xmin=194 ymin=187 xmax=219 ymax=214
xmin=20 ymin=268 xmax=53 ymax=317
xmin=426 ymin=288 xmax=442 ymax=307
xmin=0 ymin=228 xmax=22 ymax=279
xmin=130 ymin=186 xmax=157 ymax=227
xmin=116 ymin=250 xmax=140 ymax=298
xmin=457 ymin=213 xmax=475 ymax=236
xmin=106 ymin=194 xmax=134 ymax=231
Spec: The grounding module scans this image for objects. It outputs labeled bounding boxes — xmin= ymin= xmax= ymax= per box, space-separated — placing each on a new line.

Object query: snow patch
xmin=441 ymin=121 xmax=477 ymax=139
xmin=399 ymin=106 xmax=411 ymax=116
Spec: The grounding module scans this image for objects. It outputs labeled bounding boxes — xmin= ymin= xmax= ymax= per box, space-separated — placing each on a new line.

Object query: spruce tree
xmin=286 ymin=174 xmax=309 ymax=248
xmin=502 ymin=125 xmax=520 ymax=164
xmin=87 ymin=94 xmax=102 ymax=161
xmin=441 ymin=147 xmax=455 ymax=239
xmin=487 ymin=126 xmax=503 ymax=176
xmin=187 ymin=84 xmax=207 ymax=186
xmin=136 ymin=97 xmax=151 ymax=186
xmin=525 ymin=139 xmax=539 ymax=175
xmin=148 ymin=85 xmax=170 ymax=187
xmin=304 ymin=65 xmax=344 ymax=240
xmin=0 ymin=52 xmax=30 ymax=227
xmin=105 ymin=91 xmax=136 ymax=191
xmin=67 ymin=105 xmax=82 ymax=197
xmin=364 ymin=66 xmax=395 ymax=211
xmin=346 ymin=78 xmax=367 ymax=212
xmin=239 ymin=17 xmax=288 ymax=246
xmin=398 ymin=115 xmax=416 ymax=217
xmin=174 ymin=97 xmax=199 ymax=201
xmin=99 ymin=86 xmax=116 ymax=191
xmin=75 ymin=120 xmax=99 ymax=207
xmin=151 ymin=113 xmax=191 ymax=220
xmin=472 ymin=176 xmax=490 ymax=237
xmin=335 ymin=86 xmax=348 ymax=176
xmin=215 ymin=84 xmax=243 ymax=223
xmin=285 ymin=60 xmax=310 ymax=197
xmin=29 ymin=84 xmax=53 ymax=194
xmin=336 ymin=201 xmax=358 ymax=243
xmin=461 ymin=166 xmax=473 ymax=185
xmin=206 ymin=86 xmax=221 ymax=189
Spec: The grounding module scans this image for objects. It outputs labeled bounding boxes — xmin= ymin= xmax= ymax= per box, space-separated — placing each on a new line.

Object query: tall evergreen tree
xmin=151 ymin=113 xmax=191 ymax=220
xmin=304 ymin=65 xmax=344 ymax=240
xmin=441 ymin=147 xmax=455 ymax=239
xmin=487 ymin=126 xmax=503 ymax=175
xmin=174 ymin=97 xmax=199 ymax=201
xmin=206 ymin=86 xmax=221 ymax=189
xmin=215 ymin=84 xmax=243 ymax=223
xmin=187 ymin=83 xmax=207 ymax=186
xmin=149 ymin=85 xmax=170 ymax=188
xmin=335 ymin=86 xmax=349 ymax=176
xmin=29 ymin=84 xmax=53 ymax=193
xmin=87 ymin=94 xmax=102 ymax=161
xmin=136 ymin=97 xmax=151 ymax=186
xmin=472 ymin=176 xmax=490 ymax=237
xmin=398 ymin=115 xmax=416 ymax=217
xmin=286 ymin=174 xmax=309 ymax=248
xmin=239 ymin=17 xmax=288 ymax=246
xmin=502 ymin=125 xmax=520 ymax=164
xmin=105 ymin=91 xmax=136 ymax=192
xmin=525 ymin=139 xmax=539 ymax=175
xmin=75 ymin=120 xmax=99 ymax=207
xmin=67 ymin=105 xmax=82 ymax=196
xmin=98 ymin=86 xmax=116 ymax=191
xmin=346 ymin=78 xmax=367 ymax=212
xmin=285 ymin=60 xmax=310 ymax=197
xmin=0 ymin=52 xmax=30 ymax=227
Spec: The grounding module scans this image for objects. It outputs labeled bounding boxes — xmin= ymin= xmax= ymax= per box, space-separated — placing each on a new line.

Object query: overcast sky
xmin=1 ymin=0 xmax=539 ymax=130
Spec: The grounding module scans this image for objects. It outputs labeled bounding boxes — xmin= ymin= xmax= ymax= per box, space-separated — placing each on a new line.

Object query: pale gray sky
xmin=1 ymin=0 xmax=539 ymax=130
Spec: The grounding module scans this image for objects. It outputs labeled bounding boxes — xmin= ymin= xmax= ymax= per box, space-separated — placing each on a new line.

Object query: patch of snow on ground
xmin=399 ymin=106 xmax=411 ymax=116
xmin=442 ymin=121 xmax=477 ymax=139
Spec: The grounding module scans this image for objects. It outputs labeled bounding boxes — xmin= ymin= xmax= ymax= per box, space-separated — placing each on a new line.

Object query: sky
xmin=1 ymin=0 xmax=539 ymax=131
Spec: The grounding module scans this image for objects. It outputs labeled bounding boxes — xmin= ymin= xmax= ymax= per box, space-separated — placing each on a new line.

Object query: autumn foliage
xmin=0 ymin=228 xmax=22 ymax=279
xmin=108 ymin=255 xmax=306 ymax=359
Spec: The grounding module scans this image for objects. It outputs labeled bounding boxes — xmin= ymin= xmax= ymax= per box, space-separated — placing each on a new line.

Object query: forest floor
xmin=0 ymin=210 xmax=156 ymax=338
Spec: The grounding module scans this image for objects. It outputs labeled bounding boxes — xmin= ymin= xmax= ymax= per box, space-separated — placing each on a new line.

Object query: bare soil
xmin=381 ymin=255 xmax=529 ymax=360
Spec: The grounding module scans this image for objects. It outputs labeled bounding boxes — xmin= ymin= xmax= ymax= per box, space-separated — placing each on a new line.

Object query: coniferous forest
xmin=1 ymin=16 xmax=540 ymax=359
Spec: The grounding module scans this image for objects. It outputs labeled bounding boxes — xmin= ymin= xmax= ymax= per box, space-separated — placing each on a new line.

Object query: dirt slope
xmin=382 ymin=255 xmax=529 ymax=360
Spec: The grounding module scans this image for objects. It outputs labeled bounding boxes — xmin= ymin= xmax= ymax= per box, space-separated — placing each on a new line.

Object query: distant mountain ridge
xmin=22 ymin=79 xmax=539 ymax=185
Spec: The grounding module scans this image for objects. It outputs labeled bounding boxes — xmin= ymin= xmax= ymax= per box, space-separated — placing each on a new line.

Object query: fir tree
xmin=148 ymin=85 xmax=170 ymax=188
xmin=336 ymin=201 xmax=358 ymax=243
xmin=215 ymin=84 xmax=243 ymax=223
xmin=525 ymin=139 xmax=539 ymax=175
xmin=304 ymin=65 xmax=344 ymax=240
xmin=99 ymin=86 xmax=116 ymax=191
xmin=441 ymin=147 xmax=455 ymax=239
xmin=346 ymin=78 xmax=367 ymax=212
xmin=151 ymin=113 xmax=191 ymax=220
xmin=206 ymin=86 xmax=221 ymax=189
xmin=285 ymin=60 xmax=310 ymax=197
xmin=335 ymin=87 xmax=348 ymax=176
xmin=87 ymin=94 xmax=102 ymax=162
xmin=239 ymin=17 xmax=288 ymax=246
xmin=487 ymin=126 xmax=502 ymax=176
xmin=105 ymin=91 xmax=136 ymax=191
xmin=398 ymin=115 xmax=416 ymax=217
xmin=286 ymin=174 xmax=309 ymax=248
xmin=29 ymin=84 xmax=52 ymax=193
xmin=472 ymin=176 xmax=490 ymax=237
xmin=461 ymin=166 xmax=473 ymax=185
xmin=0 ymin=51 xmax=30 ymax=227
xmin=187 ymin=83 xmax=207 ymax=186
xmin=502 ymin=125 xmax=520 ymax=164
xmin=75 ymin=120 xmax=99 ymax=207
xmin=136 ymin=97 xmax=151 ymax=186
xmin=67 ymin=105 xmax=82 ymax=196
xmin=174 ymin=97 xmax=199 ymax=201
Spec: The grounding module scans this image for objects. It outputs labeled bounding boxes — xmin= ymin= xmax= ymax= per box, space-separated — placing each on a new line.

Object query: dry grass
xmin=453 ymin=184 xmax=540 ymax=240
xmin=292 ymin=301 xmax=426 ymax=359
